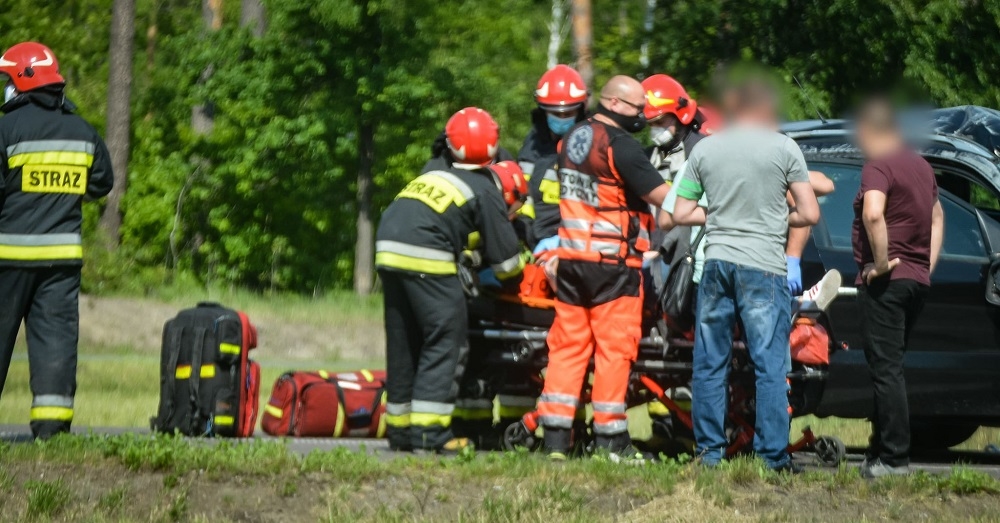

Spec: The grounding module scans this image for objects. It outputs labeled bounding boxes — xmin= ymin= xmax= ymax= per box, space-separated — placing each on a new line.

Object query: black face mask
xmin=597 ymin=103 xmax=647 ymax=133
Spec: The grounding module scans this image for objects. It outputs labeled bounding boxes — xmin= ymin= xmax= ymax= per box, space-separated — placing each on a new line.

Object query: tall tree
xmin=571 ymin=0 xmax=594 ymax=90
xmin=240 ymin=0 xmax=266 ymax=37
xmin=98 ymin=0 xmax=136 ymax=244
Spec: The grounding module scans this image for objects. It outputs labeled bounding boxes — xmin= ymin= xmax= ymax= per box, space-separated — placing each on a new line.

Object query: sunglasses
xmin=602 ymin=96 xmax=645 ymax=113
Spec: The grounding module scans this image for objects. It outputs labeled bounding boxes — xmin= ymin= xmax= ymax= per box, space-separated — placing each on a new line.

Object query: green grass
xmin=2 ymin=435 xmax=1000 ymax=522
xmin=0 ymin=353 xmax=380 ymax=428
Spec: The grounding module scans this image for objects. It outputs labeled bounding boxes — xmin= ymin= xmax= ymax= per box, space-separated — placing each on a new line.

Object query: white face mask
xmin=649 ymin=125 xmax=674 ymax=146
xmin=3 ymin=83 xmax=17 ymax=103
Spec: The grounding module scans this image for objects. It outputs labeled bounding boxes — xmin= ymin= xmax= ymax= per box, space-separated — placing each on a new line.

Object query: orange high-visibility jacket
xmin=555 ymin=119 xmax=654 ymax=268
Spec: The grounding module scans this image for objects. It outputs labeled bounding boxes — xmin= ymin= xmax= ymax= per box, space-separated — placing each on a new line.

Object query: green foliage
xmin=6 ymin=1 xmax=1000 ymax=293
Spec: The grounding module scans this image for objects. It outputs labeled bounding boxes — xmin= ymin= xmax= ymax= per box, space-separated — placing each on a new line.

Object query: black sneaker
xmin=771 ymin=460 xmax=804 ymax=475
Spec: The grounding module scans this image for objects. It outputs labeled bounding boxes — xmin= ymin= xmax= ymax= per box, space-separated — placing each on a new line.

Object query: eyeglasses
xmin=601 ymin=96 xmax=645 ymax=113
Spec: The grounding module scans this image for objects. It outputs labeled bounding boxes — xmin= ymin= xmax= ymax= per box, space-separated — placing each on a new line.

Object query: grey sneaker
xmin=799 ymin=269 xmax=843 ymax=312
xmin=860 ymin=458 xmax=911 ymax=478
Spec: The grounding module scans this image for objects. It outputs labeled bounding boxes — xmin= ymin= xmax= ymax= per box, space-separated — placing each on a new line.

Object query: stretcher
xmin=462 ymin=265 xmax=848 ymax=465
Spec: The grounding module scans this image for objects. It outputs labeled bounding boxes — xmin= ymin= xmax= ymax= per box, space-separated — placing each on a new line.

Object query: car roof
xmin=782 ymin=106 xmax=1000 ymax=191
xmin=781 ymin=106 xmax=1000 ymax=160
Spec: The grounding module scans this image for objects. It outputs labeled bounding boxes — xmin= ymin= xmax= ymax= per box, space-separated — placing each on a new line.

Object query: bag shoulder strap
xmin=188 ymin=327 xmax=208 ymax=435
xmin=688 ymin=226 xmax=706 ymax=253
xmin=152 ymin=323 xmax=184 ymax=431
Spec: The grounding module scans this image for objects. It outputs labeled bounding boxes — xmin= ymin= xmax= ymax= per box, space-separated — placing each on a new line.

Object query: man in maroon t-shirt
xmin=852 ymin=98 xmax=944 ymax=478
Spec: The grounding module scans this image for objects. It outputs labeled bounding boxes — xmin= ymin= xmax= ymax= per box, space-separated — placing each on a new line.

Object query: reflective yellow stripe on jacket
xmin=375 ymin=240 xmax=457 ymax=275
xmin=0 ymin=233 xmax=83 ymax=261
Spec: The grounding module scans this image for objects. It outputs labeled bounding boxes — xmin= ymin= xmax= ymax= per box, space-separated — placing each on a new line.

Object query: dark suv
xmin=784 ymin=106 xmax=1000 ymax=449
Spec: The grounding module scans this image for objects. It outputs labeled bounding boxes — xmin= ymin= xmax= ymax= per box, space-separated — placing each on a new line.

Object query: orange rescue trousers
xmin=537 ymin=291 xmax=643 ymax=437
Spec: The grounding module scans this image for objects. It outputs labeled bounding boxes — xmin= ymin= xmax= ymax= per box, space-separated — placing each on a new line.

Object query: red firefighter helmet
xmin=697 ymin=105 xmax=724 ymax=135
xmin=446 ymin=107 xmax=500 ymax=166
xmin=0 ymin=42 xmax=64 ymax=92
xmin=641 ymin=74 xmax=697 ymax=125
xmin=489 ymin=160 xmax=528 ymax=207
xmin=535 ymin=65 xmax=588 ymax=114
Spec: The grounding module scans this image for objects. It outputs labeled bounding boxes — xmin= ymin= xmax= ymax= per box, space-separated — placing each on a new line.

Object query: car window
xmin=808 ymin=162 xmax=987 ymax=259
xmin=808 ymin=163 xmax=862 ymax=251
xmin=935 ymin=169 xmax=1000 ymax=211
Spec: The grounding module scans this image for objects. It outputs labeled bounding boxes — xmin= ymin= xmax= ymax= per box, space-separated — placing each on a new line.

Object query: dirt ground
xmin=3 ymin=457 xmax=1000 ymax=523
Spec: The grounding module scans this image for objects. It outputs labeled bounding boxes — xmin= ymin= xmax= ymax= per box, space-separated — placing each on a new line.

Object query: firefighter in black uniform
xmin=518 ymin=64 xmax=588 ymax=251
xmin=0 ymin=42 xmax=114 ymax=439
xmin=377 ymin=107 xmax=524 ymax=452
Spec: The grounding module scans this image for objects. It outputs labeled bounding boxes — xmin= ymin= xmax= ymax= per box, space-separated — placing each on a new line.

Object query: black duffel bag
xmin=660 ymin=227 xmax=706 ymax=333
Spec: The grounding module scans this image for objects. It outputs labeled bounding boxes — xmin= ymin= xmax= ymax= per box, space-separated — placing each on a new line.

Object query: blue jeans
xmin=692 ymin=259 xmax=792 ymax=468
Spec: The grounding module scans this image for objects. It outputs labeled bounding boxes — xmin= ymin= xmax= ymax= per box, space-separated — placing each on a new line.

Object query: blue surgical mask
xmin=546 ymin=113 xmax=576 ymax=136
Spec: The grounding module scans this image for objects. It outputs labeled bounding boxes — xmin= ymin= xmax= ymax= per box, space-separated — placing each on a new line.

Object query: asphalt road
xmin=3 ymin=424 xmax=999 ymax=478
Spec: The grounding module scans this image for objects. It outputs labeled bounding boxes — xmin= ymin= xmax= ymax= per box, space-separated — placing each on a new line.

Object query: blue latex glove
xmin=786 ymin=255 xmax=802 ymax=295
xmin=532 ymin=235 xmax=560 ymax=256
xmin=478 ymin=269 xmax=502 ymax=288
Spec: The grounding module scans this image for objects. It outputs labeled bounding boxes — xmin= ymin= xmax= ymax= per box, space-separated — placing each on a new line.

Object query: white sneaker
xmin=799 ymin=270 xmax=842 ymax=312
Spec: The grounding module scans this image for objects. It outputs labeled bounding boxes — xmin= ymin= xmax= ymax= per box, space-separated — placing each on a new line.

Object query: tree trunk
xmin=193 ymin=0 xmax=222 ymax=135
xmin=640 ymin=0 xmax=656 ymax=70
xmin=240 ymin=0 xmax=266 ymax=37
xmin=353 ymin=122 xmax=375 ymax=296
xmin=571 ymin=0 xmax=593 ymax=93
xmin=98 ymin=0 xmax=136 ymax=245
xmin=547 ymin=0 xmax=567 ymax=69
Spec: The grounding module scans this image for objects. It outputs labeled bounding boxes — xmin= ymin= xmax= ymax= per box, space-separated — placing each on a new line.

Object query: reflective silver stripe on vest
xmin=0 ymin=233 xmax=82 ymax=246
xmin=7 ymin=140 xmax=95 ymax=156
xmin=561 ymin=219 xmax=622 ymax=236
xmin=538 ymin=415 xmax=574 ymax=428
xmin=559 ymin=238 xmax=622 ymax=255
xmin=592 ymin=221 xmax=623 ymax=236
xmin=518 ymin=161 xmax=535 ymax=178
xmin=542 ymin=168 xmax=559 ymax=181
xmin=425 ymin=170 xmax=475 ymax=200
xmin=538 ymin=393 xmax=579 ymax=407
xmin=411 ymin=399 xmax=455 ymax=415
xmin=592 ymin=419 xmax=629 ymax=434
xmin=386 ymin=402 xmax=412 ymax=416
xmin=375 ymin=241 xmax=454 ymax=262
xmin=491 ymin=253 xmax=522 ymax=275
xmin=562 ymin=219 xmax=590 ymax=232
xmin=592 ymin=402 xmax=626 ymax=414
xmin=32 ymin=394 xmax=74 ymax=408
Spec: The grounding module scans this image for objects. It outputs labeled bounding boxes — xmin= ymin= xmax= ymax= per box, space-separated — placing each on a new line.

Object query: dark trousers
xmin=380 ymin=269 xmax=468 ymax=450
xmin=0 ymin=267 xmax=81 ymax=438
xmin=858 ymin=278 xmax=928 ymax=467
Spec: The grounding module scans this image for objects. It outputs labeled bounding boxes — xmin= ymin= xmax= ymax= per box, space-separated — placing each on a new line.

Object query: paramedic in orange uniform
xmin=536 ymin=76 xmax=669 ymax=462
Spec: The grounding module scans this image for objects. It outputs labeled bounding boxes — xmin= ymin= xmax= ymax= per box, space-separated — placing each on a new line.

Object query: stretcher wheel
xmin=813 ymin=435 xmax=846 ymax=466
xmin=502 ymin=421 xmax=542 ymax=452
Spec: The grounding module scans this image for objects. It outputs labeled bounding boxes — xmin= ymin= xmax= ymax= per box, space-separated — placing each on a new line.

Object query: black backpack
xmin=151 ymin=302 xmax=260 ymax=437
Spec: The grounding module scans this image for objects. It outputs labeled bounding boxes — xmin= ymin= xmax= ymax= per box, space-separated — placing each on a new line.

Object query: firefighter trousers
xmin=379 ymin=269 xmax=468 ymax=451
xmin=537 ymin=292 xmax=643 ymax=445
xmin=0 ymin=267 xmax=80 ymax=438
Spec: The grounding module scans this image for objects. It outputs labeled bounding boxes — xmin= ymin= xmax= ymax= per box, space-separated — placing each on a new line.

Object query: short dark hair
xmin=856 ymin=96 xmax=898 ymax=133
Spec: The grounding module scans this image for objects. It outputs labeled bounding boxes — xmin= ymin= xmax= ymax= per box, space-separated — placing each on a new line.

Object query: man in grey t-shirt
xmin=672 ymin=78 xmax=819 ymax=472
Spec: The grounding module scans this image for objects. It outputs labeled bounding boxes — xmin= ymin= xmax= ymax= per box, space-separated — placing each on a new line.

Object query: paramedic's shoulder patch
xmin=566 ymin=125 xmax=593 ymax=165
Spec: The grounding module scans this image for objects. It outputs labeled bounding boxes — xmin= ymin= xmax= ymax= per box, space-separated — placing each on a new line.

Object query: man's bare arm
xmin=809 ymin=170 xmax=835 ymax=196
xmin=658 ymin=208 xmax=676 ymax=231
xmin=787 ymin=181 xmax=820 ymax=227
xmin=673 ymin=196 xmax=706 ymax=226
xmin=930 ymin=199 xmax=944 ymax=274
xmin=641 ymin=183 xmax=670 ymax=208
xmin=862 ymin=189 xmax=900 ymax=282
xmin=786 ymin=226 xmax=810 ymax=257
